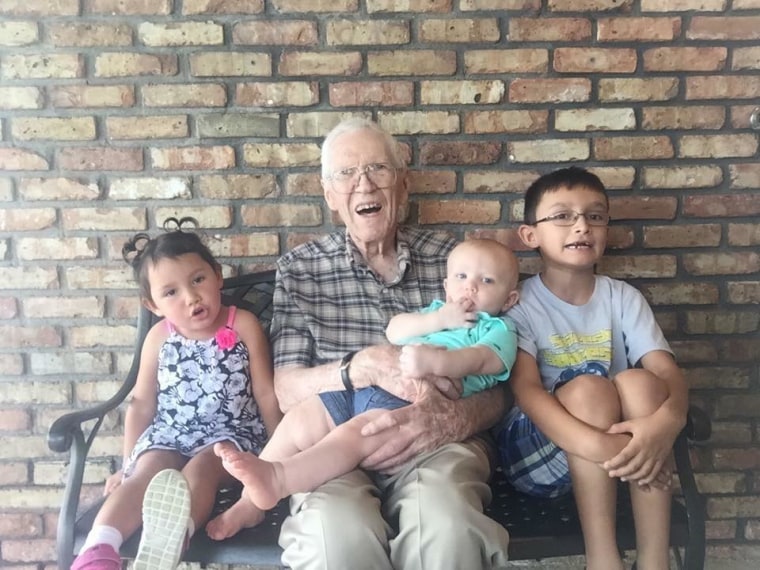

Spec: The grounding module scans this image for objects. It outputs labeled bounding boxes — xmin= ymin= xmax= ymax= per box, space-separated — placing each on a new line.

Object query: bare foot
xmin=206 ymin=497 xmax=265 ymax=540
xmin=213 ymin=442 xmax=283 ymax=510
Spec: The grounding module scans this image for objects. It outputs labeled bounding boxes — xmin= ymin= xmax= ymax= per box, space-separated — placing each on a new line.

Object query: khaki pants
xmin=278 ymin=438 xmax=510 ymax=570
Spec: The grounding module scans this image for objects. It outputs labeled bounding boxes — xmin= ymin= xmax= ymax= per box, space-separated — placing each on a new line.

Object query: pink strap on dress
xmin=226 ymin=305 xmax=237 ymax=327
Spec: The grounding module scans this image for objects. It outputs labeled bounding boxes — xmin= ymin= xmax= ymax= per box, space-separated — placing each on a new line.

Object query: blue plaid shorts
xmin=319 ymin=386 xmax=409 ymax=426
xmin=495 ymin=410 xmax=572 ymax=498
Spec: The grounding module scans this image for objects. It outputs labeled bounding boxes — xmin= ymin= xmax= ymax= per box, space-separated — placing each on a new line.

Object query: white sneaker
xmin=134 ymin=469 xmax=191 ymax=570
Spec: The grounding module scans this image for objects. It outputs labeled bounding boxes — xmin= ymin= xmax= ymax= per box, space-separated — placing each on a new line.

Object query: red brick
xmin=644 ymin=47 xmax=726 ymax=71
xmin=554 ymin=48 xmax=637 ymax=73
xmin=509 ymin=17 xmax=591 ymax=41
xmin=329 ymin=81 xmax=413 ymax=107
xmin=419 ymin=142 xmax=501 ymax=165
xmin=684 ymin=194 xmax=760 ymax=217
xmin=610 ymin=197 xmax=677 ymax=220
xmin=58 ymin=148 xmax=143 ymax=171
xmin=597 ymin=17 xmax=680 ymax=41
xmin=687 ymin=16 xmax=760 ymax=40
xmin=594 ymin=136 xmax=674 ymax=160
xmin=509 ymin=78 xmax=590 ymax=103
xmin=419 ymin=199 xmax=501 ymax=225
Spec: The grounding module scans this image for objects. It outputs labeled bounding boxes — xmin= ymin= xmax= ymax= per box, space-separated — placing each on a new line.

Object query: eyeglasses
xmin=325 ymin=162 xmax=397 ymax=193
xmin=532 ymin=210 xmax=610 ymax=227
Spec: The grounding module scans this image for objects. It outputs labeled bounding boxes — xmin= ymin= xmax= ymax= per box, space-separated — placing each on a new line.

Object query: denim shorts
xmin=319 ymin=386 xmax=409 ymax=426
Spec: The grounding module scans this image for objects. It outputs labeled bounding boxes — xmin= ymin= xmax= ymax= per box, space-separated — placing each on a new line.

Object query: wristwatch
xmin=340 ymin=351 xmax=357 ymax=393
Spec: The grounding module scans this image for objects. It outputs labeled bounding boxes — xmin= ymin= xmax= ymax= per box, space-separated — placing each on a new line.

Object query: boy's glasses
xmin=325 ymin=162 xmax=397 ymax=193
xmin=533 ymin=210 xmax=610 ymax=227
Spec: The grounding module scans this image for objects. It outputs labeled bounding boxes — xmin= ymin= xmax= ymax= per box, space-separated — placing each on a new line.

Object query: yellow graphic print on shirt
xmin=540 ymin=329 xmax=613 ymax=369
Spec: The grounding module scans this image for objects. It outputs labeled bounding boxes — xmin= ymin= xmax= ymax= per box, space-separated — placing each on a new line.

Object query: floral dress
xmin=123 ymin=306 xmax=268 ymax=476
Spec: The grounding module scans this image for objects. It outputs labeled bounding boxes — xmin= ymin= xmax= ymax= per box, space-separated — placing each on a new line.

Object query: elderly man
xmin=270 ymin=118 xmax=511 ymax=570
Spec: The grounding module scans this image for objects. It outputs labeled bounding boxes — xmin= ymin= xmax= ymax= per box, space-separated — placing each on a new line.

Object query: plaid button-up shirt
xmin=271 ymin=227 xmax=457 ymax=368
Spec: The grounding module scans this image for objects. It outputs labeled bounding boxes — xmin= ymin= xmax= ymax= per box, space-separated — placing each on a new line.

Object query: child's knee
xmin=613 ymin=368 xmax=668 ymax=416
xmin=556 ymin=374 xmax=621 ymax=425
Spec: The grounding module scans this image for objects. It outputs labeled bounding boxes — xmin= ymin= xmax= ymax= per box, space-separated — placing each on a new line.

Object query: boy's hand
xmin=438 ymin=298 xmax=477 ymax=330
xmin=104 ymin=469 xmax=123 ymax=495
xmin=602 ymin=411 xmax=679 ymax=485
xmin=399 ymin=344 xmax=447 ymax=379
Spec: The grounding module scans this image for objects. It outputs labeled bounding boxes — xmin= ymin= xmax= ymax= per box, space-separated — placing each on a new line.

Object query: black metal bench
xmin=48 ymin=270 xmax=711 ymax=569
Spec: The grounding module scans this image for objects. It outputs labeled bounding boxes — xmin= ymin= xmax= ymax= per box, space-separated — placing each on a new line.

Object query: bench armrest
xmin=685 ymin=404 xmax=711 ymax=443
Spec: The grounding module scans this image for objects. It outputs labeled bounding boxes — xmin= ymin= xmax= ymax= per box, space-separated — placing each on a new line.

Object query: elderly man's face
xmin=322 ymin=128 xmax=408 ymax=247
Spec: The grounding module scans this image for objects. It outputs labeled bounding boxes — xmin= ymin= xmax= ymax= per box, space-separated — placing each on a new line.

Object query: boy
xmin=497 ymin=167 xmax=688 ymax=570
xmin=213 ymin=239 xmax=520 ymax=521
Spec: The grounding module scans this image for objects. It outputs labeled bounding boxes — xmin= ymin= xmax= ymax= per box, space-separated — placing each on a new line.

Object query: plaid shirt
xmin=271 ymin=227 xmax=457 ymax=368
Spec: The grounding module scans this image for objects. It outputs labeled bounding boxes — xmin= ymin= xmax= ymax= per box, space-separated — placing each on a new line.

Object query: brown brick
xmin=50 ymin=85 xmax=134 ymax=108
xmin=464 ymin=110 xmax=547 ymax=134
xmin=670 ymin=340 xmax=718 ymax=363
xmin=555 ymin=108 xmax=635 ymax=132
xmin=0 ymin=21 xmax=38 ymax=46
xmin=109 ymin=177 xmax=190 ymax=200
xmin=688 ymin=367 xmax=751 ymax=390
xmin=0 ymin=149 xmax=49 ymax=171
xmin=607 ymin=226 xmax=634 ymax=250
xmin=644 ymin=47 xmax=727 ymax=71
xmin=329 ymin=81 xmax=413 ymax=107
xmin=732 ymin=47 xmax=760 ymax=70
xmin=369 ymin=0 xmax=450 ymax=11
xmin=610 ymin=197 xmax=677 ymax=221
xmin=1 ymin=54 xmax=83 ymax=79
xmin=378 ymin=111 xmax=459 ymax=135
xmin=48 ymin=22 xmax=132 ymax=46
xmin=640 ymin=0 xmax=726 ymax=10
xmin=198 ymin=174 xmax=278 ymax=200
xmin=184 ymin=0 xmax=264 ymax=14
xmin=729 ymin=164 xmax=760 ymax=188
xmin=287 ymin=111 xmax=369 ymax=138
xmin=419 ymin=200 xmax=501 ymax=225
xmin=154 ymin=207 xmax=232 ymax=229
xmin=421 ymin=80 xmax=505 ymax=105
xmin=554 ymin=48 xmax=637 ymax=73
xmin=200 ymin=113 xmax=279 ymax=138
xmin=143 ymin=84 xmax=226 ymax=107
xmin=688 ymin=16 xmax=760 ymax=40
xmin=94 ymin=53 xmax=177 ymax=77
xmin=208 ymin=234 xmax=280 ymax=257
xmin=139 ymin=22 xmax=223 ymax=46
xmin=509 ymin=17 xmax=591 ymax=41
xmin=0 ymin=0 xmax=79 ymax=16
xmin=18 ymin=237 xmax=98 ymax=261
xmin=419 ymin=18 xmax=499 ymax=43
xmin=681 ymin=134 xmax=758 ymax=158
xmin=686 ymin=76 xmax=760 ymax=100
xmin=107 ymin=116 xmax=188 ymax=140
xmin=464 ymin=170 xmax=534 ymax=196
xmin=728 ymin=223 xmax=760 ymax=246
xmin=597 ymin=255 xmax=677 ymax=279
xmin=549 ymin=0 xmax=633 ymax=9
xmin=590 ymin=166 xmax=636 ymax=189
xmin=714 ymin=448 xmax=760 ymax=470
xmin=707 ymin=496 xmax=760 ymax=520
xmin=243 ymin=143 xmax=321 ymax=167
xmin=509 ymin=139 xmax=590 ymax=163
xmin=599 ymin=78 xmax=678 ymax=102
xmin=273 ymin=0 xmax=359 ymax=10
xmin=242 ymin=204 xmax=322 ymax=227
xmin=597 ymin=17 xmax=680 ymax=41
xmin=0 ymin=87 xmax=43 ymax=110
xmin=683 ymin=252 xmax=760 ymax=276
xmin=0 ymin=325 xmax=60 ymax=346
xmin=0 ymin=208 xmax=56 ymax=231
xmin=406 ymin=170 xmax=457 ymax=195
xmin=509 ymin=78 xmax=591 ymax=103
xmin=643 ymin=166 xmax=723 ymax=189
xmin=420 ymin=142 xmax=501 ymax=166
xmin=0 ymin=410 xmax=31 ymax=431
xmin=368 ymin=50 xmax=456 ymax=76
xmin=684 ymin=194 xmax=760 ymax=218
xmin=643 ymin=224 xmax=721 ymax=248
xmin=0 ymin=296 xmax=17 ymax=318
xmin=150 ymin=146 xmax=235 ymax=171
xmin=58 ymin=148 xmax=143 ymax=171
xmin=19 ymin=178 xmax=100 ymax=201
xmin=639 ymin=282 xmax=719 ymax=305
xmin=280 ymin=52 xmax=362 ymax=76
xmin=461 ymin=0 xmax=539 ymax=9
xmin=232 ymin=20 xmax=316 ymax=45
xmin=285 ymin=173 xmax=322 ymax=196
xmin=24 ymin=296 xmax=105 ymax=319
xmin=642 ymin=105 xmax=725 ymax=130
xmin=594 ymin=136 xmax=673 ymax=160
xmin=86 ymin=0 xmax=172 ymax=15
xmin=190 ymin=52 xmax=271 ymax=77
xmin=12 ymin=117 xmax=96 ymax=141
xmin=727 ymin=281 xmax=760 ymax=304
xmin=237 ymin=81 xmax=319 ymax=107
xmin=329 ymin=19 xmax=410 ymax=45
xmin=465 ymin=49 xmax=548 ymax=74
xmin=61 ymin=208 xmax=145 ymax=231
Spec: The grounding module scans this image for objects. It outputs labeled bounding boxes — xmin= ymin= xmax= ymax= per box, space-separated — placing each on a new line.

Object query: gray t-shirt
xmin=506 ymin=274 xmax=672 ymax=422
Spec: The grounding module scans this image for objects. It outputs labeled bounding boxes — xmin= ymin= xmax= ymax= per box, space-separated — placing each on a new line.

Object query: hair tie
xmin=162 ymin=216 xmax=199 ymax=233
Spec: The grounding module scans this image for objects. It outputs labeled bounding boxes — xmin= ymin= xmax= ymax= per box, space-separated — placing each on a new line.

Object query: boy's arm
xmin=603 ymin=350 xmax=688 ymax=484
xmin=386 ymin=310 xmax=446 ymax=344
xmin=511 ymin=349 xmax=630 ymax=463
xmin=401 ymin=343 xmax=505 ymax=380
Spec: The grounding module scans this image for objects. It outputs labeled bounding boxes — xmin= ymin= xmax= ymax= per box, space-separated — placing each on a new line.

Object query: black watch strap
xmin=340 ymin=351 xmax=357 ymax=392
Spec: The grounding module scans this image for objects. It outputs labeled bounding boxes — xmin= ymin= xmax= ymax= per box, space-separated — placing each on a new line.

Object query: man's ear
xmin=502 ymin=289 xmax=520 ymax=312
xmin=323 ymin=180 xmax=338 ymax=212
xmin=517 ymin=224 xmax=539 ymax=250
xmin=141 ymin=297 xmax=161 ymax=317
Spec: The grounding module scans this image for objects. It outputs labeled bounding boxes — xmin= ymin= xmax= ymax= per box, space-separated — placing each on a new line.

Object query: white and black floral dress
xmin=123 ymin=306 xmax=268 ymax=476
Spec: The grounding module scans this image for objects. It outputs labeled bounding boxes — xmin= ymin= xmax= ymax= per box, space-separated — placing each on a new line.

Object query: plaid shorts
xmin=495 ymin=410 xmax=572 ymax=499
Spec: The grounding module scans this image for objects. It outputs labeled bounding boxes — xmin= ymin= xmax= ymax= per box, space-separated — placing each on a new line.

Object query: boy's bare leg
xmin=557 ymin=375 xmax=626 ymax=570
xmin=615 ymin=370 xmax=672 ymax=570
xmin=216 ymin=408 xmax=393 ymax=510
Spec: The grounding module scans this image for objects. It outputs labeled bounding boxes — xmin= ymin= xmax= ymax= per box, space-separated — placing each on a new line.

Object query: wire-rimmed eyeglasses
xmin=532 ymin=210 xmax=611 ymax=227
xmin=325 ymin=162 xmax=398 ymax=193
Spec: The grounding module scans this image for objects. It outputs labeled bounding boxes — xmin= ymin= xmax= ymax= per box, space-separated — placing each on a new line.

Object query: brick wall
xmin=0 ymin=0 xmax=758 ymax=567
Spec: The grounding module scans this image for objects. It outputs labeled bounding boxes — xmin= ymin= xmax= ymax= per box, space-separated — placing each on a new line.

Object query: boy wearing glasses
xmin=496 ymin=167 xmax=688 ymax=570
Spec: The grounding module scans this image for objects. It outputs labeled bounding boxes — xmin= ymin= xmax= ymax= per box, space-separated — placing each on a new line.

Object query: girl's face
xmin=143 ymin=252 xmax=224 ymax=339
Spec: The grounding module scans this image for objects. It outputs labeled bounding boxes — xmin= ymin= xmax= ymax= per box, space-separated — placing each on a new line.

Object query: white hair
xmin=320 ymin=118 xmax=405 ymax=178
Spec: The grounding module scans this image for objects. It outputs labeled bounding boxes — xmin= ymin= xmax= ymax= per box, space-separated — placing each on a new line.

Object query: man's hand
xmin=358 ymin=380 xmax=460 ymax=473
